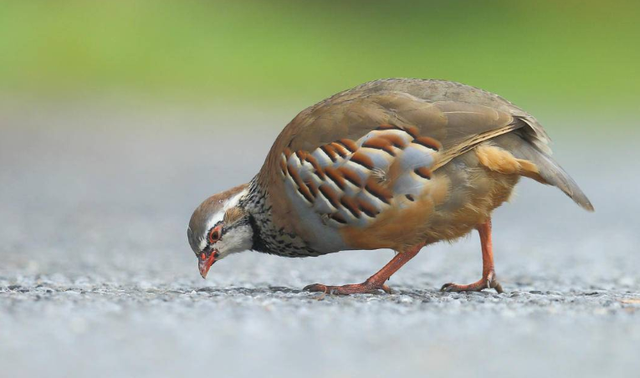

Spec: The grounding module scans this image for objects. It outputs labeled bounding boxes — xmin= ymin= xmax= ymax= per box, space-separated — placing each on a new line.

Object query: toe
xmin=303 ymin=283 xmax=327 ymax=293
xmin=304 ymin=282 xmax=392 ymax=295
xmin=492 ymin=282 xmax=504 ymax=294
xmin=486 ymin=271 xmax=504 ymax=293
xmin=440 ymin=283 xmax=456 ymax=292
xmin=440 ymin=281 xmax=486 ymax=292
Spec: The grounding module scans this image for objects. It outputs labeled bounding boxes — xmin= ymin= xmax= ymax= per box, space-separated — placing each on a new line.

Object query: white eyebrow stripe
xmin=199 ymin=188 xmax=248 ymax=251
xmin=224 ymin=188 xmax=247 ymax=210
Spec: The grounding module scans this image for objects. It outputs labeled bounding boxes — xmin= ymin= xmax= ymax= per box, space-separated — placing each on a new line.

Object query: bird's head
xmin=187 ymin=184 xmax=252 ymax=279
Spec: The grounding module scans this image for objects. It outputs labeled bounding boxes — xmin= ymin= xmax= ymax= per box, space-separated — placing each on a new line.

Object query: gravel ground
xmin=1 ymin=105 xmax=639 ymax=378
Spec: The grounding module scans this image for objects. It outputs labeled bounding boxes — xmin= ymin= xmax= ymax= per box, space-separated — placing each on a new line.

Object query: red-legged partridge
xmin=188 ymin=78 xmax=593 ymax=294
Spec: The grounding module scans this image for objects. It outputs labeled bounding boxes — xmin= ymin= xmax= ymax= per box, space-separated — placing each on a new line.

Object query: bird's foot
xmin=304 ymin=279 xmax=392 ymax=295
xmin=440 ymin=271 xmax=504 ymax=294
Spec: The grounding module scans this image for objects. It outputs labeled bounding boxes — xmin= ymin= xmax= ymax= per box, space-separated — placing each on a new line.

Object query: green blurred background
xmin=0 ymin=0 xmax=638 ymax=120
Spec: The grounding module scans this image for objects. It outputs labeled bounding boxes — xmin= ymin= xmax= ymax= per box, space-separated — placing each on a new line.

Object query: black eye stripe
xmin=207 ymin=221 xmax=224 ymax=244
xmin=204 ymin=216 xmax=249 ymax=247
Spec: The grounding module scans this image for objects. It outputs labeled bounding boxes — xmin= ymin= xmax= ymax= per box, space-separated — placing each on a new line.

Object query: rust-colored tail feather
xmin=510 ymin=136 xmax=594 ymax=212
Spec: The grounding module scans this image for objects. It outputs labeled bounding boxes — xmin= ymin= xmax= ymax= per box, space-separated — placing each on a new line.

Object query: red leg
xmin=304 ymin=243 xmax=424 ymax=295
xmin=441 ymin=218 xmax=504 ymax=293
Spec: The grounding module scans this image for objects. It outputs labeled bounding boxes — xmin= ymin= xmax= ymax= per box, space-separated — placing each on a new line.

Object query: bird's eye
xmin=208 ymin=227 xmax=221 ymax=243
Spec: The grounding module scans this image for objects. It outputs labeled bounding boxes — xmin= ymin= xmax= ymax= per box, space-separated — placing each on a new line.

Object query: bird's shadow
xmin=190 ymin=285 xmax=504 ymax=299
xmin=193 ymin=285 xmax=301 ymax=296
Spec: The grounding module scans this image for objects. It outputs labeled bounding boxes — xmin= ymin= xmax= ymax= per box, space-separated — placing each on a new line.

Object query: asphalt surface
xmin=1 ymin=104 xmax=639 ymax=378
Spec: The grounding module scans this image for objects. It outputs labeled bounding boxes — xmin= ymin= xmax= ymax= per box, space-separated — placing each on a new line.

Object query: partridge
xmin=187 ymin=78 xmax=593 ymax=294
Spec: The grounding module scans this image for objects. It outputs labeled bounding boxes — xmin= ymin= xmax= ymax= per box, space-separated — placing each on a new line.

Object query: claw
xmin=304 ymin=283 xmax=327 ymax=293
xmin=440 ymin=283 xmax=453 ymax=292
xmin=439 ymin=276 xmax=504 ymax=293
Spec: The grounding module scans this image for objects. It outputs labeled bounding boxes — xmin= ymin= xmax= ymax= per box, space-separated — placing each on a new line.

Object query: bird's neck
xmin=238 ymin=177 xmax=320 ymax=257
xmin=238 ymin=177 xmax=272 ymax=253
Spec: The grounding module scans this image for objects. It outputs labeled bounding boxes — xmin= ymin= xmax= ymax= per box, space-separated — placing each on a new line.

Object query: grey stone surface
xmin=0 ymin=106 xmax=639 ymax=378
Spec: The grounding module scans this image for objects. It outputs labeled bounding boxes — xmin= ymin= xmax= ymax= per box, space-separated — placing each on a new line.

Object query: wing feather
xmin=260 ymin=79 xmax=548 ymax=234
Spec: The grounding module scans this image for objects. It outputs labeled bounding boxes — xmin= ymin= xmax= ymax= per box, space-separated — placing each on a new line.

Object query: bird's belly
xmin=339 ymin=152 xmax=519 ymax=251
xmin=424 ymin=154 xmax=520 ymax=244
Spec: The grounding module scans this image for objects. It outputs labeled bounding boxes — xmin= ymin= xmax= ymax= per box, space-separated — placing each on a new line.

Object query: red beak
xmin=198 ymin=251 xmax=216 ymax=279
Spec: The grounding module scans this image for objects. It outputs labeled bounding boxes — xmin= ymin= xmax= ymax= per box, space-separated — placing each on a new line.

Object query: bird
xmin=187 ymin=78 xmax=593 ymax=294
